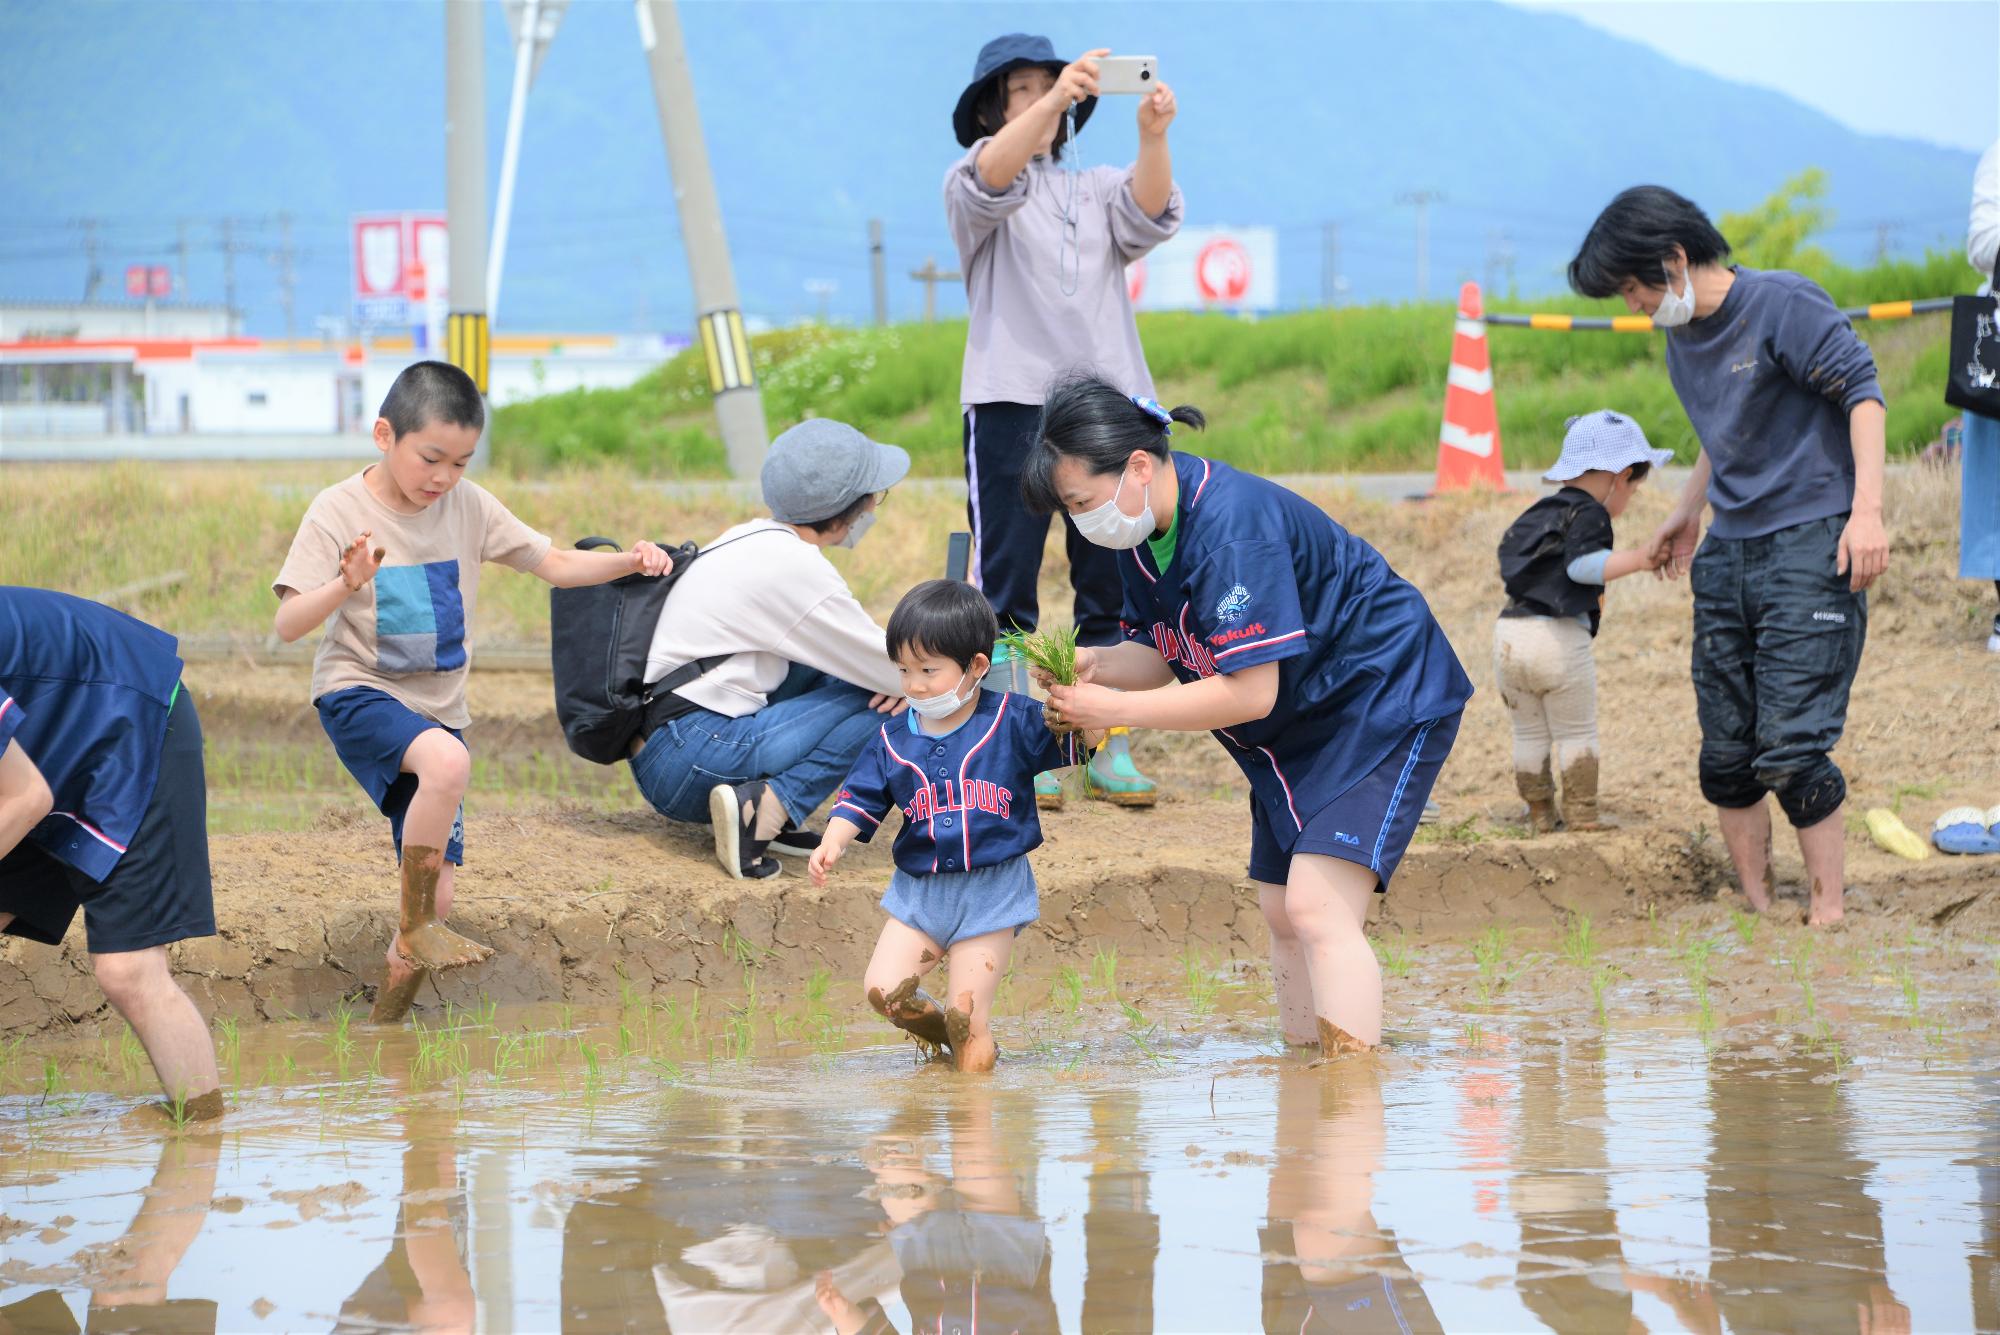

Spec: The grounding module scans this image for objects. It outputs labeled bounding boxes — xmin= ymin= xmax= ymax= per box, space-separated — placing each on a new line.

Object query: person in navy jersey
xmin=1018 ymin=375 xmax=1473 ymax=1056
xmin=811 ymin=580 xmax=1092 ymax=1072
xmin=0 ymin=588 xmax=222 ymax=1119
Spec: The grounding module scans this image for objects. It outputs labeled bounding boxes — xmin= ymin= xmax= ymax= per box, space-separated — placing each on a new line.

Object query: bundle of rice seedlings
xmin=997 ymin=624 xmax=1081 ymax=735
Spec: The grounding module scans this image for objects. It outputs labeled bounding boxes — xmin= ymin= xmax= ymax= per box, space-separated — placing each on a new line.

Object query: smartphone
xmin=1094 ymin=55 xmax=1159 ymax=96
xmin=945 ymin=531 xmax=971 ymax=581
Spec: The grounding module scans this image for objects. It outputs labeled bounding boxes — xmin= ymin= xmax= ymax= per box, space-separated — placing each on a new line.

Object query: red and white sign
xmin=352 ymin=213 xmax=448 ymax=323
xmin=1124 ymin=226 xmax=1277 ymax=312
xmin=125 ymin=265 xmax=173 ymax=298
xmin=1195 ymin=238 xmax=1252 ymax=303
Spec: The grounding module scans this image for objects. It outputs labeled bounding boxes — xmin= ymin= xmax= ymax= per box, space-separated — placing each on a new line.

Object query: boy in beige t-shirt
xmin=273 ymin=361 xmax=669 ymax=1021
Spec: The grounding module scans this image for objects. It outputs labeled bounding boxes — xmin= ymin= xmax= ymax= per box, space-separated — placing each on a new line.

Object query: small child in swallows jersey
xmin=809 ymin=580 xmax=1099 ymax=1072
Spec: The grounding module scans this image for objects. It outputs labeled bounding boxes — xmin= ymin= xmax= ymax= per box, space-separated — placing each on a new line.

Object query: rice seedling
xmin=1181 ymin=949 xmax=1225 ymax=1016
xmin=118 ymin=1024 xmax=146 ymax=1082
xmin=1371 ymin=934 xmax=1415 ymax=979
xmin=1730 ymin=910 xmax=1760 ymax=949
xmin=996 ymin=624 xmax=1081 ymax=687
xmin=649 ymin=1056 xmax=685 ymax=1084
xmin=215 ymin=1016 xmax=241 ymax=1072
xmin=1091 ymin=945 xmax=1120 ymax=997
xmin=1052 ymin=965 xmax=1084 ymax=1019
xmin=0 ymin=1034 xmax=25 ymax=1082
xmin=329 ymin=1001 xmax=358 ymax=1077
xmin=1589 ymin=964 xmax=1620 ymax=1026
xmin=1891 ymin=957 xmax=1922 ymax=1027
xmin=721 ymin=926 xmax=774 ymax=970
xmin=1462 ymin=1019 xmax=1485 ymax=1045
xmin=1471 ymin=928 xmax=1526 ymax=1003
xmin=1558 ymin=913 xmax=1597 ymax=970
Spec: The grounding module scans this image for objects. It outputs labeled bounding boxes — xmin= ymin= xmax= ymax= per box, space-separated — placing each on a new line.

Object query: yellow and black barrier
xmin=697 ymin=307 xmax=756 ymax=394
xmin=446 ymin=311 xmax=490 ymax=393
xmin=1486 ymin=296 xmax=1952 ymax=332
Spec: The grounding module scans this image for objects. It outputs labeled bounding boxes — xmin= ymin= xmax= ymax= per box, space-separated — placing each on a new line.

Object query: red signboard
xmin=1194 ymin=238 xmax=1252 ymax=304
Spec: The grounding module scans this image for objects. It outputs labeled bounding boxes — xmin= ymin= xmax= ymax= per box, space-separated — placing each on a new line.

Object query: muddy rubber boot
xmin=1034 ymin=770 xmax=1065 ymax=811
xmin=1085 ymin=728 xmax=1158 ymax=808
xmin=1515 ymin=760 xmax=1558 ymax=834
xmin=1560 ymin=751 xmax=1601 ymax=830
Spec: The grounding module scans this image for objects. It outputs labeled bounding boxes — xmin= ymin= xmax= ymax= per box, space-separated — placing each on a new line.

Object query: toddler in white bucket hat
xmin=1491 ymin=410 xmax=1672 ymax=832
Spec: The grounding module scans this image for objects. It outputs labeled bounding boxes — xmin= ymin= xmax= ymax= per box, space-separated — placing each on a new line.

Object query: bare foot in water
xmin=394 ymin=921 xmax=493 ymax=971
xmin=1314 ymin=1016 xmax=1373 ymax=1061
xmin=1806 ymin=877 xmax=1845 ymax=927
xmin=946 ymin=991 xmax=996 ymax=1073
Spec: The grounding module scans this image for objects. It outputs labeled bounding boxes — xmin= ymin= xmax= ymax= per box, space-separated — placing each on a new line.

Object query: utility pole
xmin=804 ymin=278 xmax=837 ymax=324
xmin=1874 ymin=221 xmax=1896 ymax=264
xmin=909 ymin=257 xmax=960 ymax=323
xmin=1320 ymin=220 xmax=1341 ymax=307
xmin=175 ymin=220 xmax=190 ymax=299
xmin=1397 ymin=190 xmax=1442 ymax=302
xmin=869 ymin=218 xmax=888 ymax=326
xmin=1483 ymin=228 xmax=1515 ymax=302
xmin=220 ymin=217 xmax=239 ymax=331
xmin=489 ymin=0 xmax=569 ymax=325
xmin=637 ymin=0 xmax=768 ymax=477
xmin=445 ymin=0 xmax=492 ymax=467
xmin=277 ymin=211 xmax=298 ymax=343
xmin=81 ymin=219 xmax=102 ymax=302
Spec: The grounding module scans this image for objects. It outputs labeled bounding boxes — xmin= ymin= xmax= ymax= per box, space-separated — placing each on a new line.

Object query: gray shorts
xmin=1690 ymin=514 xmax=1866 ymax=827
xmin=880 ymin=854 xmax=1037 ymax=949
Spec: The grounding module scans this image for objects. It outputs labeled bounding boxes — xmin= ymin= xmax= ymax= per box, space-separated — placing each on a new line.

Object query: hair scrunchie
xmin=1130 ymin=395 xmax=1173 ymax=435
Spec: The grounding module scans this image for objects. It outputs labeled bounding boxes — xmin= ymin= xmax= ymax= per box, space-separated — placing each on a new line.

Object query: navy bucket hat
xmin=952 ymin=33 xmax=1097 ymax=149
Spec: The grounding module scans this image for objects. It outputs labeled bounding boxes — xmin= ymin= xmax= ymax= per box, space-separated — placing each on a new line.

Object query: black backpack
xmin=549 ymin=536 xmax=723 ymax=764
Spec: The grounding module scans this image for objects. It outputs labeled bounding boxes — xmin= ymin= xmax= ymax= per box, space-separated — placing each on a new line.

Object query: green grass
xmin=490 ymin=248 xmax=1964 ymax=478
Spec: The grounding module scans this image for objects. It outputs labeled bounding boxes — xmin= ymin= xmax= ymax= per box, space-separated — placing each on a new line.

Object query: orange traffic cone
xmin=1431 ymin=281 xmax=1507 ymax=493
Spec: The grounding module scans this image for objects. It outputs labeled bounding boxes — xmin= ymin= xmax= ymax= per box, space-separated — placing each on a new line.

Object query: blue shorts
xmin=1248 ymin=711 xmax=1461 ymax=890
xmin=316 ymin=686 xmax=466 ymax=865
xmin=880 ymin=854 xmax=1038 ymax=949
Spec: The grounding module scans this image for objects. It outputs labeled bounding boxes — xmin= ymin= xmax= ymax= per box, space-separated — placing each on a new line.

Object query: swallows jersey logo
xmin=1215 ymin=583 xmax=1253 ymax=624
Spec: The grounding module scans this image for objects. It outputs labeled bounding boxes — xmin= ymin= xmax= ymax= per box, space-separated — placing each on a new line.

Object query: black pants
xmin=1690 ymin=515 xmax=1866 ymax=828
xmin=964 ymin=402 xmax=1124 ymax=647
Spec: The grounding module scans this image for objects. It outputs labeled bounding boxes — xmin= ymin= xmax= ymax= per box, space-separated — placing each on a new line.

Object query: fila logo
xmin=1812 ymin=611 xmax=1847 ymax=624
xmin=1731 ymin=359 xmax=1759 ymax=374
xmin=1333 ymin=831 xmax=1362 ymax=847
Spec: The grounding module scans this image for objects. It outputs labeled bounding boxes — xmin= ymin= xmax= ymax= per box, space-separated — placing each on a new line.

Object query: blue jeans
xmin=627 ymin=666 xmax=884 ymax=827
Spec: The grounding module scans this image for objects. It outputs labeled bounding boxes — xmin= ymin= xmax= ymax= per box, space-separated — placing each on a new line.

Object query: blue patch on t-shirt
xmin=374 ymin=561 xmax=466 ymax=673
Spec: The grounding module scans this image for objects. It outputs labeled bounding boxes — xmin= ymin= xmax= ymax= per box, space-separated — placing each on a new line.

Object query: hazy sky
xmin=1509 ymin=0 xmax=1998 ymax=152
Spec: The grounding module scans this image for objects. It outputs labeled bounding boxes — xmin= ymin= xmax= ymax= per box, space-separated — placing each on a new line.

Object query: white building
xmin=0 ymin=305 xmax=687 ymax=441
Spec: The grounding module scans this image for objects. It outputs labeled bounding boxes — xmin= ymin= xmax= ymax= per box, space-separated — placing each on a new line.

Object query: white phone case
xmin=1095 ymin=56 xmax=1159 ymax=96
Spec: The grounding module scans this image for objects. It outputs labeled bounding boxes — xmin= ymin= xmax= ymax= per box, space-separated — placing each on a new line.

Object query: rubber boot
xmin=1516 ymin=759 xmax=1559 ymax=834
xmin=1085 ymin=728 xmax=1158 ymax=808
xmin=1559 ymin=749 xmax=1601 ymax=831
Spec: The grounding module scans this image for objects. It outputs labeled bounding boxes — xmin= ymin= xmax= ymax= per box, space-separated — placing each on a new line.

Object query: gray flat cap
xmin=761 ymin=418 xmax=911 ymax=525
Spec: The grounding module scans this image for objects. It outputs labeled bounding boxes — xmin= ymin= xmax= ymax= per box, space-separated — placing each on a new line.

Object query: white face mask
xmin=907 ymin=668 xmax=983 ymax=720
xmin=835 ymin=511 xmax=876 ymax=549
xmin=1072 ymin=469 xmax=1155 ymax=550
xmin=1653 ymin=262 xmax=1696 ymax=328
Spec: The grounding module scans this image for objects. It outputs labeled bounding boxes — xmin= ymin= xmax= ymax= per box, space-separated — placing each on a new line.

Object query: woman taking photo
xmin=945 ymin=33 xmax=1184 ymax=809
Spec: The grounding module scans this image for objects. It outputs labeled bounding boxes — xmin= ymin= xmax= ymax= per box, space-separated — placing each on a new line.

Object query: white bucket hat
xmin=1544 ymin=409 xmax=1675 ymax=483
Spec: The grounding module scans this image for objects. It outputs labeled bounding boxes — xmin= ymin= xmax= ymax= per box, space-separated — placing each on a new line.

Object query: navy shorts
xmin=881 ymin=854 xmax=1038 ymax=949
xmin=316 ymin=686 xmax=466 ymax=864
xmin=0 ymin=687 xmax=216 ymax=954
xmin=1248 ymin=711 xmax=1461 ymax=890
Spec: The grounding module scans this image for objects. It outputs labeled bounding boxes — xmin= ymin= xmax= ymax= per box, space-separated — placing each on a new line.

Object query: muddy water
xmin=4 ymin=962 xmax=1999 ymax=1334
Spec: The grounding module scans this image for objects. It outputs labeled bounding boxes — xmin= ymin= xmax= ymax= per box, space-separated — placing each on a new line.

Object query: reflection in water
xmin=1510 ymin=1035 xmax=1631 ymax=1332
xmin=1080 ymin=1090 xmax=1159 ymax=1333
xmin=0 ymin=1131 xmax=220 ymax=1335
xmin=6 ymin=1004 xmax=2000 ymax=1330
xmin=1975 ymin=1074 xmax=2000 ymax=1331
xmin=333 ymin=1103 xmax=475 ymax=1335
xmin=1262 ymin=1062 xmax=1442 ymax=1334
xmin=558 ymin=1102 xmax=889 ymax=1331
xmin=820 ymin=1086 xmax=1057 ymax=1335
xmin=1704 ymin=1043 xmax=1909 ymax=1335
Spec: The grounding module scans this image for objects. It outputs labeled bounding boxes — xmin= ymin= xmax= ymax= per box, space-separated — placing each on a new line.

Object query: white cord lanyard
xmin=1056 ymin=102 xmax=1081 ymax=297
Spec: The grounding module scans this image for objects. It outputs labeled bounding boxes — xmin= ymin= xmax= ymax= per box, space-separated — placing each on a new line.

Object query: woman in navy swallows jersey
xmin=1021 ymin=375 xmax=1472 ymax=1056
